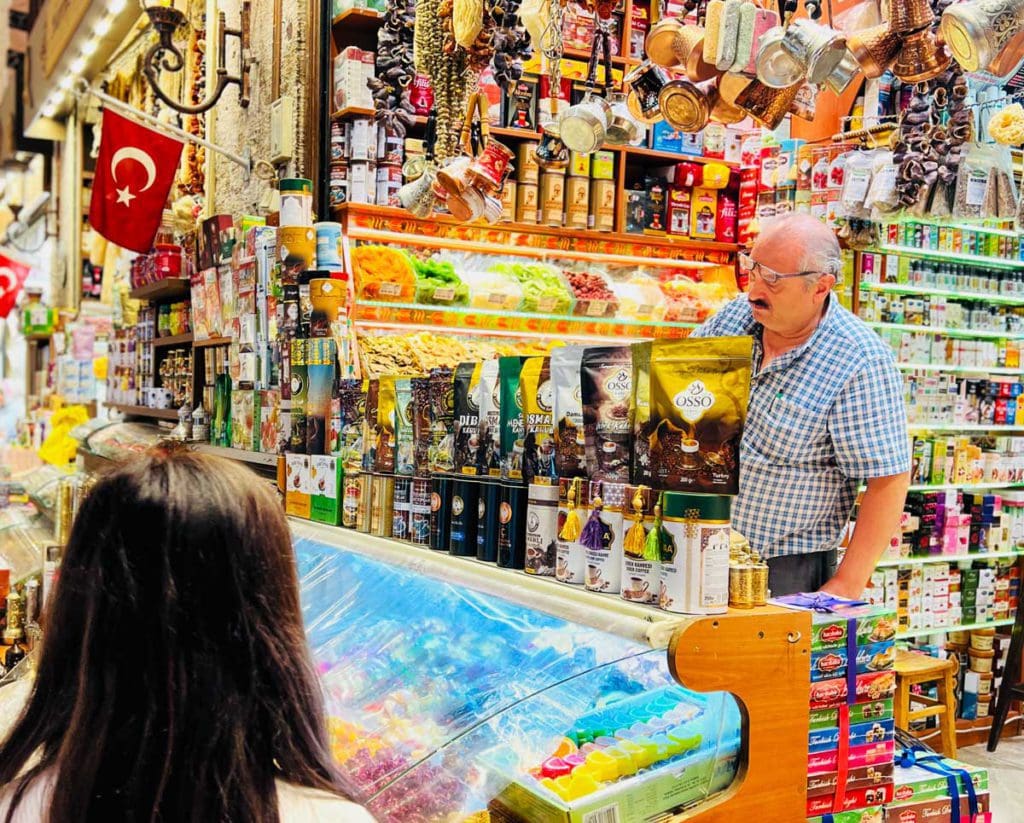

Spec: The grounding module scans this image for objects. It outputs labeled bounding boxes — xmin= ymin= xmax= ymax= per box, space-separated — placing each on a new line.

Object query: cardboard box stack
xmin=883 ymin=756 xmax=991 ymax=822
xmin=793 ymin=603 xmax=898 ymax=820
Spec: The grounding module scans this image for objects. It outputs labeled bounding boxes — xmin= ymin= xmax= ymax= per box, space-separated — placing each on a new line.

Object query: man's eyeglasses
xmin=738 ymin=253 xmax=821 ymax=286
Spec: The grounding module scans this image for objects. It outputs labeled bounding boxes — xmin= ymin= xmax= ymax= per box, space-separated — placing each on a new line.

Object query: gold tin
xmin=752 ymin=562 xmax=769 ymax=606
xmin=645 ymin=17 xmax=688 ymax=68
xmin=729 ymin=564 xmax=755 ymax=609
xmin=356 ymin=472 xmax=372 ymax=533
xmin=940 ymin=0 xmax=1024 ymax=72
xmin=370 ymin=473 xmax=395 ymax=537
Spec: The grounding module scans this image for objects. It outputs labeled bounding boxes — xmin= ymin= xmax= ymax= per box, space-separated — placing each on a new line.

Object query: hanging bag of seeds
xmin=865 ymin=150 xmax=899 ymax=221
xmin=837 ymin=150 xmax=874 ymax=220
xmin=954 ymin=143 xmax=1000 ymax=220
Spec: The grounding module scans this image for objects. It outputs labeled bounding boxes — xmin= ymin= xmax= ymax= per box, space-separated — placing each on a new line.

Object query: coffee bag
xmin=454 ymin=362 xmax=483 ymax=474
xmin=551 ymin=346 xmax=587 ymax=478
xmin=581 ymin=346 xmax=633 ymax=483
xmin=520 ymin=356 xmax=555 ymax=484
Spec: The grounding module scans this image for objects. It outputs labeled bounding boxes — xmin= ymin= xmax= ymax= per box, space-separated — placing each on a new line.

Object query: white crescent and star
xmin=110 ymin=147 xmax=158 ymax=208
xmin=0 ymin=267 xmax=14 ymax=299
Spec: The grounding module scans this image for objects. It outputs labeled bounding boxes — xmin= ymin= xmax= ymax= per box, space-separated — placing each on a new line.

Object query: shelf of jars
xmin=352 ymin=300 xmax=697 ymax=342
xmin=896 ymin=617 xmax=1016 ymax=641
xmin=866 ymin=244 xmax=1024 ymax=272
xmin=859 ymin=281 xmax=1024 ymax=307
xmin=864 ymin=321 xmax=1024 ymax=342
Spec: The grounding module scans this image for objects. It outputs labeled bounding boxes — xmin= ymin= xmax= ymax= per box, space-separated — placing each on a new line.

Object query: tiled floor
xmin=957 ymin=738 xmax=1024 ymax=820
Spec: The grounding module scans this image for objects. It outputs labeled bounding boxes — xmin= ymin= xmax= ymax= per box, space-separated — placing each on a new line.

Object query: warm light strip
xmin=353 ymin=319 xmax=656 ymax=344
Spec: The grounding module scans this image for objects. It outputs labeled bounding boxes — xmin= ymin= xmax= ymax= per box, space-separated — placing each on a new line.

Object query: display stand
xmin=667 ymin=606 xmax=811 ymax=822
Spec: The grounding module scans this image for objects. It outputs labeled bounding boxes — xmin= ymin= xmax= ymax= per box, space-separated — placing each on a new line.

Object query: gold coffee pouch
xmin=649 ymin=337 xmax=753 ymax=495
xmin=375 ymin=375 xmax=397 ymax=473
xmin=520 ymin=356 xmax=555 ymax=484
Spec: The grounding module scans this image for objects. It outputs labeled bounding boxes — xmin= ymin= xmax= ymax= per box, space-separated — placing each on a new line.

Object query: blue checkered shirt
xmin=691 ymin=295 xmax=910 ymax=559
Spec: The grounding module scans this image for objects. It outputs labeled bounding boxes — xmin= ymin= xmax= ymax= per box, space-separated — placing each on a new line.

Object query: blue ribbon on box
xmin=772 ymin=592 xmax=868 ymax=613
xmin=895 ymin=743 xmax=980 ymax=823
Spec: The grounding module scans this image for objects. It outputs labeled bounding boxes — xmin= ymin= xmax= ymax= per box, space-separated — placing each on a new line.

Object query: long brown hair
xmin=0 ymin=450 xmax=351 ymax=822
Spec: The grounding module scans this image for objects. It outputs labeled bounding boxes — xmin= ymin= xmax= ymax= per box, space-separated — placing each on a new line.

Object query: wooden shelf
xmin=331 ymin=7 xmax=382 ymax=30
xmin=108 ymin=403 xmax=181 ymax=421
xmin=151 ymin=333 xmax=194 ymax=348
xmin=332 ymin=203 xmax=740 ymax=256
xmin=410 ymin=117 xmax=738 ymax=167
xmin=331 ymin=106 xmax=375 ymax=121
xmin=193 ymin=336 xmax=233 ymax=348
xmin=129 ymin=278 xmax=190 ymax=303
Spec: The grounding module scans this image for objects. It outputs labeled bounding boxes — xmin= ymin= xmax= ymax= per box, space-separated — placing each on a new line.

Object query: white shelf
xmin=194 ymin=443 xmax=278 ymax=468
xmin=865 ymin=321 xmax=1024 ymax=341
xmin=896 ymin=617 xmax=1016 ymax=640
xmin=877 ymin=551 xmax=1021 ymax=568
xmin=860 ymin=281 xmax=1024 ymax=307
xmin=907 ymin=482 xmax=1024 ymax=492
xmin=906 ymin=424 xmax=1024 ymax=434
xmin=896 ymin=363 xmax=1022 ymax=376
xmin=870 ymin=244 xmax=1024 ymax=271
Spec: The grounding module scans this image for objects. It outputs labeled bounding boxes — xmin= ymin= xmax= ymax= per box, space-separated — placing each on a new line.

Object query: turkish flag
xmin=89 ymin=109 xmax=184 ymax=254
xmin=0 ymin=252 xmax=31 ymax=319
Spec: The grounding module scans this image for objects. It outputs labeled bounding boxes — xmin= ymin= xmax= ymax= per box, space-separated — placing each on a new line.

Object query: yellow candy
xmin=584 ymin=749 xmax=619 ymax=782
xmin=540 ymin=777 xmax=569 ymax=800
xmin=607 ymin=746 xmax=638 ymax=777
xmin=568 ymin=771 xmax=601 ymax=799
xmin=630 ymin=737 xmax=661 ymax=769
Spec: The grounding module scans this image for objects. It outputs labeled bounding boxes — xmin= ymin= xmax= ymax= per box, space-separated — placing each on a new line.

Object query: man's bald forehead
xmin=755 ymin=214 xmax=838 ymax=251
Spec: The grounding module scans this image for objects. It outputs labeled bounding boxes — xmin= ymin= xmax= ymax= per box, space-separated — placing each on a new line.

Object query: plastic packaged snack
xmin=608 ymin=271 xmax=667 ymax=321
xmin=564 ymin=268 xmax=620 ymax=318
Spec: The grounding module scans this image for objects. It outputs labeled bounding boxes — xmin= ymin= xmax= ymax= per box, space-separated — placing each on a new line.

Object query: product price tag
xmin=966 ymin=170 xmax=988 ymax=207
xmin=487 ymin=292 xmax=507 ymax=306
xmin=844 ymin=167 xmax=872 ymax=205
xmin=537 ymin=296 xmax=558 ymax=312
xmin=637 ymin=304 xmax=655 ymax=317
xmin=379 ymin=282 xmax=403 ymax=297
xmin=586 ymin=300 xmax=608 ymax=317
xmin=432 ymin=287 xmax=456 ymax=302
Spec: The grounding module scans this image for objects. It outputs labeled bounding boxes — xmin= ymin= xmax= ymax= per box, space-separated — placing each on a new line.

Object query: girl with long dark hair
xmin=0 ymin=450 xmax=375 ymax=822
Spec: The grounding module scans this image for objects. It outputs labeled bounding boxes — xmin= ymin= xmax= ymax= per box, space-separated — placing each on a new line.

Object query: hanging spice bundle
xmin=415 ymin=0 xmax=473 ymax=161
xmin=370 ymin=0 xmax=417 ymax=136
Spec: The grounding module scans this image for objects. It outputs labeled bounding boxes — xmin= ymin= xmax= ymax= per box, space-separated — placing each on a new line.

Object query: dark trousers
xmin=767 ymin=549 xmax=838 ymax=598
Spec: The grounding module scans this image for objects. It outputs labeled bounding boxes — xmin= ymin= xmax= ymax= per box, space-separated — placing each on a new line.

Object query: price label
xmin=637 ymin=304 xmax=655 ymax=317
xmin=585 ymin=300 xmax=608 ymax=317
xmin=537 ymin=297 xmax=558 ymax=312
xmin=432 ymin=287 xmax=456 ymax=302
xmin=379 ymin=282 xmax=403 ymax=297
xmin=487 ymin=292 xmax=507 ymax=306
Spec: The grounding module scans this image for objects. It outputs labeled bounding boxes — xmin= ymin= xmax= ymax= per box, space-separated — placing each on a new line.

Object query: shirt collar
xmin=753 ymin=294 xmax=836 ymax=377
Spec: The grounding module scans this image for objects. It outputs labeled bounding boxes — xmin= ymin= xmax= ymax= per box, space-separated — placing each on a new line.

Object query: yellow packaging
xmin=517 ymin=142 xmax=540 ymax=185
xmin=517 ymin=183 xmax=539 ymax=223
xmin=590 ymin=179 xmax=616 ymax=232
xmin=649 ymin=337 xmax=754 ymax=495
xmin=278 ymin=226 xmax=316 ymax=272
xmin=375 ymin=376 xmax=397 ymax=473
xmin=520 ymin=356 xmax=555 ymax=485
xmin=590 ymin=150 xmax=616 ymax=180
xmin=500 ymin=180 xmax=517 ymax=222
xmin=690 ymin=187 xmax=719 ymax=240
xmin=540 ymin=172 xmax=566 ymax=227
xmin=569 ymin=151 xmax=591 ymax=178
xmin=285 ymin=453 xmax=312 ymax=518
xmin=566 ymin=177 xmax=590 ymax=229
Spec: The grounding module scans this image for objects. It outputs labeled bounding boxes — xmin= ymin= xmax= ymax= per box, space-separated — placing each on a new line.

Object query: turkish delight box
xmin=890 ymin=760 xmax=989 ymax=804
xmin=284 ymin=453 xmax=311 ymax=519
xmin=310 ymin=455 xmax=343 ymax=526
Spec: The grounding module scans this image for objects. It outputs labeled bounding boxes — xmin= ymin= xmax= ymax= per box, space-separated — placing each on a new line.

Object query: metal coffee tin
xmin=450 ymin=476 xmax=480 ymax=556
xmin=392 ymin=476 xmax=412 ymax=541
xmin=342 ymin=471 xmax=363 ymax=528
xmin=659 ymin=492 xmax=731 ymax=615
xmin=356 ymin=472 xmax=371 ymax=533
xmin=429 ymin=474 xmax=454 ymax=551
xmin=410 ymin=477 xmax=431 ymax=545
xmin=584 ymin=482 xmax=626 ymax=594
xmin=476 ymin=476 xmax=502 ymax=562
xmin=620 ymin=485 xmax=659 ymax=605
xmin=729 ymin=563 xmax=755 ymax=609
xmin=645 ymin=17 xmax=688 ymax=68
xmin=369 ymin=473 xmax=395 ymax=538
xmin=555 ymin=477 xmax=590 ymax=585
xmin=498 ymin=480 xmax=527 ymax=569
xmin=659 ymin=80 xmax=711 ymax=132
xmin=752 ymin=562 xmax=769 ymax=606
xmin=525 ymin=481 xmax=560 ymax=576
xmin=624 ymin=62 xmax=670 ymax=124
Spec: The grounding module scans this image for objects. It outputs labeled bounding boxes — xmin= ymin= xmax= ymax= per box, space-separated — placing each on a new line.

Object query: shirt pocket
xmin=751 ymin=394 xmax=833 ymax=467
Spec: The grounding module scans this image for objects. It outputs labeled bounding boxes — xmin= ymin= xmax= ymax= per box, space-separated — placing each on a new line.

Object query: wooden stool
xmin=894 ymin=648 xmax=959 ymax=758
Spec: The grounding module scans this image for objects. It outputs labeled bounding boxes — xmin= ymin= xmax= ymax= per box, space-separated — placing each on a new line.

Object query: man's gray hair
xmin=759 ymin=213 xmax=843 ymax=283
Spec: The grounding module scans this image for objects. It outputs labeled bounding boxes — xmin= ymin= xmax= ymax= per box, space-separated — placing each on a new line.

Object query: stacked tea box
xmin=882 ymin=756 xmax=991 ymax=822
xmin=793 ymin=603 xmax=898 ymax=819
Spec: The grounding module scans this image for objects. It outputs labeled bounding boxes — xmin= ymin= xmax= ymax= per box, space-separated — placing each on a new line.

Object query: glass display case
xmin=81 ymin=420 xmax=168 ymax=464
xmin=294 ymin=522 xmax=744 ymax=822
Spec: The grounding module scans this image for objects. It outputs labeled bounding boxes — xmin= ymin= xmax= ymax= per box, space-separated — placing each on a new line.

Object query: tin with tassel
xmin=556 ymin=477 xmax=590 ymax=585
xmin=620 ymin=485 xmax=660 ymax=604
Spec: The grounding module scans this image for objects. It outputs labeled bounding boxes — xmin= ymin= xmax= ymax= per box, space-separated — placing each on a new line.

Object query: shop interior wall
xmin=209 ymin=0 xmax=317 ymax=215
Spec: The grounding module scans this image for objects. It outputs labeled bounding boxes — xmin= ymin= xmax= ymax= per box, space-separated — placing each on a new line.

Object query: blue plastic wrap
xmin=295 ymin=532 xmax=742 ymax=821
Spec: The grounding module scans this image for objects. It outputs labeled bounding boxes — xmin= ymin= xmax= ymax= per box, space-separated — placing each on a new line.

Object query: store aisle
xmin=957 ymin=739 xmax=1024 ymax=819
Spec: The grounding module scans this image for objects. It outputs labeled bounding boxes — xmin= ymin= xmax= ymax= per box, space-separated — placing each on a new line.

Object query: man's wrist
xmin=819 ymin=571 xmax=865 ymax=600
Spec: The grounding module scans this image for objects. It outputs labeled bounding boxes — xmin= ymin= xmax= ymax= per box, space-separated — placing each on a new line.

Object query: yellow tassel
xmin=623 ymin=486 xmax=648 ymax=558
xmin=559 ymin=478 xmax=582 ymax=541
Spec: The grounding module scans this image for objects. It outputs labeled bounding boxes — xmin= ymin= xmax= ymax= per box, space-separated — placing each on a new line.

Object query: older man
xmin=692 ymin=214 xmax=910 ymax=598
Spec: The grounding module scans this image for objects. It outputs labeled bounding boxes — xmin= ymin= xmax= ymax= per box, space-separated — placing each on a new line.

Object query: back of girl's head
xmin=0 ymin=449 xmax=349 ymax=822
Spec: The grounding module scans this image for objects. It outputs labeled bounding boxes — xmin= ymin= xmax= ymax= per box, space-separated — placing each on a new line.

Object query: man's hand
xmin=821 ymin=471 xmax=911 ymax=598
